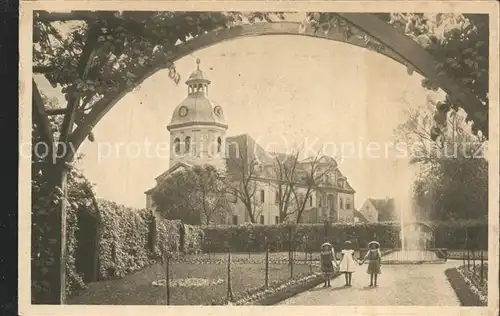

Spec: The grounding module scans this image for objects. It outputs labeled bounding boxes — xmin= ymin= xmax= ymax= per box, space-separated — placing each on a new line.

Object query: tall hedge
xmin=97 ymin=200 xmax=156 ymax=279
xmin=64 ymin=198 xmax=203 ymax=297
xmin=201 ymin=220 xmax=488 ymax=253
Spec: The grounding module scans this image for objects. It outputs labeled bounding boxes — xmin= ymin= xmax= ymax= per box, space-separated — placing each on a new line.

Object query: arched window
xmin=184 ymin=136 xmax=191 ymax=153
xmin=217 ymin=137 xmax=222 ymax=153
xmin=174 ymin=138 xmax=181 ymax=154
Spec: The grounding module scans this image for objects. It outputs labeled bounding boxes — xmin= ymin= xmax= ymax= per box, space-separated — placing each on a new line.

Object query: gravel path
xmin=278 ymin=260 xmax=462 ymax=306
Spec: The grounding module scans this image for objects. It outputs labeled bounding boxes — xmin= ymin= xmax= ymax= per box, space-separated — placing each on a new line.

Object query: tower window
xmin=217 ymin=137 xmax=222 ymax=153
xmin=184 ymin=136 xmax=191 ymax=153
xmin=174 ymin=138 xmax=181 ymax=154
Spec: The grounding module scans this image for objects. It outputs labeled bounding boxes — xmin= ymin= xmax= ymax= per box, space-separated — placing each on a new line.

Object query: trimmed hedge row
xmin=201 ymin=221 xmax=488 ymax=253
xmin=66 ymin=200 xmax=203 ymax=297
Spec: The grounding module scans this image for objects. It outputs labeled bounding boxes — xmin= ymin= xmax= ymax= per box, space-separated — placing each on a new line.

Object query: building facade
xmin=358 ymin=197 xmax=399 ymax=223
xmin=145 ymin=60 xmax=356 ymax=225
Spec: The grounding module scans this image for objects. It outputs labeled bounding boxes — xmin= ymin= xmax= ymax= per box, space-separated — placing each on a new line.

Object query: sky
xmin=35 ymin=33 xmax=440 ymax=210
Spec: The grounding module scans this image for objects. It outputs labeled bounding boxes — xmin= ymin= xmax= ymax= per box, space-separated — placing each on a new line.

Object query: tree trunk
xmin=32 ymin=162 xmax=69 ymax=304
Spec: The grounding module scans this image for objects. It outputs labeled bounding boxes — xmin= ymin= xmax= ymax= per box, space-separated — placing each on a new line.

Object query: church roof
xmin=225 ymin=134 xmax=273 ymax=178
xmin=167 ymin=96 xmax=227 ymax=130
xmin=167 ymin=59 xmax=227 ymax=130
xmin=186 ymin=68 xmax=210 ymax=84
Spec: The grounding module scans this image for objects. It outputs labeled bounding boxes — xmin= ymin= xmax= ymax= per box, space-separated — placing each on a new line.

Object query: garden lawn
xmin=68 ymin=254 xmax=312 ymax=305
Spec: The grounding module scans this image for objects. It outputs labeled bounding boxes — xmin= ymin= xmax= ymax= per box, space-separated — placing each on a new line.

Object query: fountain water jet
xmin=382 ymin=161 xmax=440 ymax=263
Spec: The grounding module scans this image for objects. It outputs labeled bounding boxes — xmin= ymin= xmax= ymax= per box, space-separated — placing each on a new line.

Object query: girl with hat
xmin=338 ymin=240 xmax=359 ymax=286
xmin=320 ymin=242 xmax=337 ymax=287
xmin=359 ymin=241 xmax=382 ymax=287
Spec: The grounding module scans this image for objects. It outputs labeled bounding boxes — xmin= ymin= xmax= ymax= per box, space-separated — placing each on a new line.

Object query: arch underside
xmin=68 ymin=14 xmax=485 ymax=160
xmin=401 ymin=221 xmax=435 ymax=232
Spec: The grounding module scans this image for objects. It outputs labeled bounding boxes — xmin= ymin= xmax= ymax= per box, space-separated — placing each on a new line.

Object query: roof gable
xmin=367 ymin=197 xmax=397 ymax=221
xmin=154 ymin=162 xmax=193 ymax=183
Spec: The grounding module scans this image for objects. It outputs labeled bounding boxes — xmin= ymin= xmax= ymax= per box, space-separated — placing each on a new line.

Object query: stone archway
xmin=67 ymin=14 xmax=486 ymax=160
xmin=400 ymin=221 xmax=436 ymax=250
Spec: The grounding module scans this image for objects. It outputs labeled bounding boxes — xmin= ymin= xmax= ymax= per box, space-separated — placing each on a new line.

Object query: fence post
xmin=265 ymin=237 xmax=269 ymax=288
xmin=164 ymin=250 xmax=170 ymax=305
xmin=480 ymin=250 xmax=484 ymax=285
xmin=288 ymin=226 xmax=292 ymax=267
xmin=289 ymin=226 xmax=294 ymax=279
xmin=467 ymin=249 xmax=470 ymax=270
xmin=226 ymin=246 xmax=233 ymax=303
xmin=472 ymin=250 xmax=476 ymax=273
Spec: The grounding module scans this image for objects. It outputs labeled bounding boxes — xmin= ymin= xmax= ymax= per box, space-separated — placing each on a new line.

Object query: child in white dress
xmin=338 ymin=240 xmax=359 ymax=286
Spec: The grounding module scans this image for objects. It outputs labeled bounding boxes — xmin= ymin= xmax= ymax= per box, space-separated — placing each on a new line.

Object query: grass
xmin=68 ymin=252 xmax=314 ymax=305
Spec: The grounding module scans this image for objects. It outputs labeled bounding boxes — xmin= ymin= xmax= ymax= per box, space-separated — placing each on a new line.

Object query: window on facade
xmin=232 ymin=215 xmax=238 ymax=225
xmin=275 ymin=191 xmax=280 ymax=205
xmin=309 ymin=195 xmax=313 ymax=207
xmin=346 ymin=199 xmax=351 ymax=210
xmin=174 ymin=137 xmax=181 ymax=154
xmin=260 ymin=215 xmax=265 ymax=224
xmin=339 ymin=198 xmax=344 ymax=209
xmin=217 ymin=137 xmax=222 ymax=153
xmin=184 ymin=136 xmax=191 ymax=153
xmin=275 ymin=216 xmax=279 ymax=225
xmin=260 ymin=190 xmax=265 ymax=203
xmin=318 ymin=196 xmax=322 ymax=207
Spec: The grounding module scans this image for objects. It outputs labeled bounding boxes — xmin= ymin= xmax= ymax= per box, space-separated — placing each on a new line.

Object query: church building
xmin=145 ymin=59 xmax=356 ymax=225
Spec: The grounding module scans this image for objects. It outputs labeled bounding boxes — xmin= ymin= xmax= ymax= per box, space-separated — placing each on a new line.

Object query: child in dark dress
xmin=359 ymin=241 xmax=382 ymax=286
xmin=320 ymin=242 xmax=337 ymax=287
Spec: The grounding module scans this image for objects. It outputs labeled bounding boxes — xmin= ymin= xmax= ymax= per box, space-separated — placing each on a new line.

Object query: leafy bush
xmin=202 ymin=220 xmax=487 ymax=253
xmin=183 ymin=224 xmax=204 ymax=254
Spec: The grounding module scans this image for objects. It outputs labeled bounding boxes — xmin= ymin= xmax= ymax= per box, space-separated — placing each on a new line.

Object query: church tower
xmin=167 ymin=59 xmax=228 ymax=171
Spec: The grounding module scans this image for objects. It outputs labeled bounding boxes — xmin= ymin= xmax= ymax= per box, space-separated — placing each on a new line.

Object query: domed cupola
xmin=167 ymin=59 xmax=228 ymax=131
xmin=166 ymin=58 xmax=228 ymax=171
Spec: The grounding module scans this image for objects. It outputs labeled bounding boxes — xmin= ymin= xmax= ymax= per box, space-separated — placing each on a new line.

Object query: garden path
xmin=278 ymin=259 xmax=463 ymax=306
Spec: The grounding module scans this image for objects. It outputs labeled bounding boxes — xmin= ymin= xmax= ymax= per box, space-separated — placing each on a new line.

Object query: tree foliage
xmin=388 ymin=13 xmax=488 ymax=139
xmin=152 ymin=165 xmax=232 ymax=225
xmin=33 ymin=11 xmax=285 ymax=146
xmin=394 ymin=99 xmax=488 ymax=221
xmin=305 ymin=13 xmax=489 ymax=139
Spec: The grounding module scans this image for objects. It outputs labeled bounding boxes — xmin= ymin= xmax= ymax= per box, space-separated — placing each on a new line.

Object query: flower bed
xmin=210 ymin=272 xmax=326 ymax=305
xmin=152 ymin=277 xmax=224 ymax=288
xmin=68 ymin=261 xmax=313 ymax=305
xmin=445 ymin=266 xmax=487 ymax=306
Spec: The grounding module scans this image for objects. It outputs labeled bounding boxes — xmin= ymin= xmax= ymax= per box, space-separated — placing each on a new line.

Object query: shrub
xmin=201 ymin=220 xmax=487 ymax=253
xmin=183 ymin=224 xmax=204 ymax=254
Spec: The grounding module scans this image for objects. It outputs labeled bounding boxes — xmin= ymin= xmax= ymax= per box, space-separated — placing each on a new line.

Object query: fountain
xmin=383 ymin=162 xmax=440 ymax=263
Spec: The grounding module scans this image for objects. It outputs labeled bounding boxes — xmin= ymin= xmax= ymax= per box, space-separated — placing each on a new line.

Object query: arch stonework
xmin=401 ymin=220 xmax=436 ymax=233
xmin=400 ymin=220 xmax=436 ymax=249
xmin=68 ymin=14 xmax=485 ymax=162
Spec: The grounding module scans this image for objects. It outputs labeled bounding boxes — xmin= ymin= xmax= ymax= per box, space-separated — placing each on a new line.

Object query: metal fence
xmin=461 ymin=250 xmax=488 ymax=286
xmin=160 ymin=243 xmax=323 ymax=305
